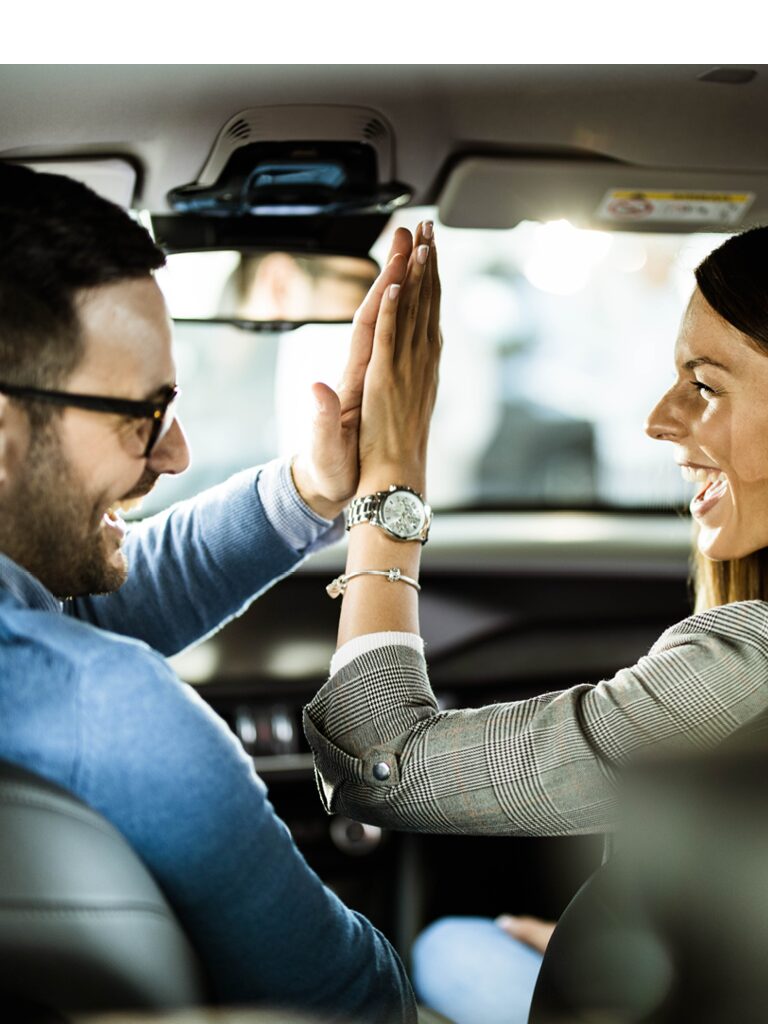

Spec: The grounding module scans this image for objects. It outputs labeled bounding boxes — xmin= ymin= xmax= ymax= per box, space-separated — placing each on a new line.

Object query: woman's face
xmin=646 ymin=287 xmax=768 ymax=561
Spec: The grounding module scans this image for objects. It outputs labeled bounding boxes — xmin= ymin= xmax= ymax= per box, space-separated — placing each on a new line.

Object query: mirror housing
xmin=152 ymin=210 xmax=387 ymax=330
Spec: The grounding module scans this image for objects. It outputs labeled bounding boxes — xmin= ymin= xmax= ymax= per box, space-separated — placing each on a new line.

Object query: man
xmin=0 ymin=164 xmax=415 ymax=1021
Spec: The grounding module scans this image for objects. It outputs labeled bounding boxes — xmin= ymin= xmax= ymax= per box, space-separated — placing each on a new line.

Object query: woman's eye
xmin=691 ymin=381 xmax=716 ymax=398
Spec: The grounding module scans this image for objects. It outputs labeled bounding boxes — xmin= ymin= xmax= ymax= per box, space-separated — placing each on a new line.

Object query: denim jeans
xmin=412 ymin=917 xmax=544 ymax=1024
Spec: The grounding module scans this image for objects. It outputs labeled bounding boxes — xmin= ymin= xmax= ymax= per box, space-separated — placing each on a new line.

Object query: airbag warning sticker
xmin=597 ymin=190 xmax=754 ymax=226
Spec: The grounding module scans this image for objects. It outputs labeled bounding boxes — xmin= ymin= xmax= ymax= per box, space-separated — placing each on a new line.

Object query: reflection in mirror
xmin=159 ymin=251 xmax=378 ymax=326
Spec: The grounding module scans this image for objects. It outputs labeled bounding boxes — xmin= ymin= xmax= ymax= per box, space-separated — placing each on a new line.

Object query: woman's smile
xmin=689 ymin=472 xmax=729 ymax=521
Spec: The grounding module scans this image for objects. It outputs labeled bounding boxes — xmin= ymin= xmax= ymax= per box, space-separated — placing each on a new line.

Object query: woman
xmin=305 ymin=223 xmax=768 ymax=1022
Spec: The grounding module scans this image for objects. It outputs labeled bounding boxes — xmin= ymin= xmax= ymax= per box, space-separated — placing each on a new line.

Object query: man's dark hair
xmin=695 ymin=225 xmax=768 ymax=351
xmin=0 ymin=164 xmax=166 ymax=416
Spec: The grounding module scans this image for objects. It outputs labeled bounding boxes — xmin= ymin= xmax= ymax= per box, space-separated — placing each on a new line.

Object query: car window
xmin=146 ymin=207 xmax=728 ymax=518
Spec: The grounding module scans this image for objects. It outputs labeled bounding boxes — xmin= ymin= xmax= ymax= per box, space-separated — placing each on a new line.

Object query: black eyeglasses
xmin=0 ymin=381 xmax=180 ymax=458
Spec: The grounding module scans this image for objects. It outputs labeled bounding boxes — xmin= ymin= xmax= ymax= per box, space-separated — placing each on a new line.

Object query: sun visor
xmin=15 ymin=158 xmax=137 ymax=208
xmin=438 ymin=157 xmax=768 ymax=233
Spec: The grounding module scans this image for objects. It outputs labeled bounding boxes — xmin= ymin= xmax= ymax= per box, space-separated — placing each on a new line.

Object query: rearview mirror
xmin=158 ymin=250 xmax=379 ymax=328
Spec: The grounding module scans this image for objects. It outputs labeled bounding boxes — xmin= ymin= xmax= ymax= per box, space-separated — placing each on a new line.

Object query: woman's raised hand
xmin=334 ymin=221 xmax=440 ymax=646
xmin=356 ymin=220 xmax=441 ymax=497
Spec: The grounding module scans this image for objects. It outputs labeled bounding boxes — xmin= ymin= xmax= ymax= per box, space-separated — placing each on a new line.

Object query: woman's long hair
xmin=692 ymin=227 xmax=768 ymax=611
xmin=694 ymin=545 xmax=768 ymax=612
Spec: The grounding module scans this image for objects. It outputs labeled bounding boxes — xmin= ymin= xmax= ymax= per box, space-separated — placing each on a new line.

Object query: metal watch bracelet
xmin=344 ymin=484 xmax=432 ymax=544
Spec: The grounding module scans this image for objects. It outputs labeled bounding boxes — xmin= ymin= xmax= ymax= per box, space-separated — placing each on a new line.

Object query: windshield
xmin=146 ymin=207 xmax=728 ymax=517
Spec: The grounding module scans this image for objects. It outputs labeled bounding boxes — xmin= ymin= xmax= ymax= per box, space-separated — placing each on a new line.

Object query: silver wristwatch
xmin=344 ymin=484 xmax=432 ymax=544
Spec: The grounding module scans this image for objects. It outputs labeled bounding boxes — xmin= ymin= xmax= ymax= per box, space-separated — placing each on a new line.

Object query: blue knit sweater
xmin=0 ymin=458 xmax=416 ymax=1022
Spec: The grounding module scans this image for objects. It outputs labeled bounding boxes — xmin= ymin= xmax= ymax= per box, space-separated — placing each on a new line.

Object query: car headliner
xmin=1 ymin=64 xmax=767 ymax=213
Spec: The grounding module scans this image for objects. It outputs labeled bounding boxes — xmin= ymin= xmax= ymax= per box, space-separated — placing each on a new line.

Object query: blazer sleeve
xmin=304 ymin=601 xmax=768 ymax=837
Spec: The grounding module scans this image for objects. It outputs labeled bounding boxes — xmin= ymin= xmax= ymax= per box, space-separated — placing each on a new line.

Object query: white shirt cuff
xmin=330 ymin=631 xmax=424 ymax=676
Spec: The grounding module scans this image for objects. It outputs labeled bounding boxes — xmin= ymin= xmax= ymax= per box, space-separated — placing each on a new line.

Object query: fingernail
xmin=389 ymin=284 xmax=401 ymax=300
xmin=495 ymin=915 xmax=517 ymax=929
xmin=423 ymin=221 xmax=434 ymax=240
xmin=416 ymin=245 xmax=429 ymax=266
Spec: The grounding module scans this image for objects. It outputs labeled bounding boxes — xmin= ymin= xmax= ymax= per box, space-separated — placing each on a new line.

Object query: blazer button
xmin=372 ymin=761 xmax=391 ymax=781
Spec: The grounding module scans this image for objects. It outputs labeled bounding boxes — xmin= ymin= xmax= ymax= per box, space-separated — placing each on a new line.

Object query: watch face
xmin=380 ymin=490 xmax=426 ymax=539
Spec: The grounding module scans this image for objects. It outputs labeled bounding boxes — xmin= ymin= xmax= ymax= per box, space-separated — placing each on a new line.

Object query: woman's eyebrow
xmin=684 ymin=357 xmax=732 ymax=373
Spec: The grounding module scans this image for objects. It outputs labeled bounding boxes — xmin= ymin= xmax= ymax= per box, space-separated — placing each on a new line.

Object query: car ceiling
xmin=2 ymin=64 xmax=767 ymax=213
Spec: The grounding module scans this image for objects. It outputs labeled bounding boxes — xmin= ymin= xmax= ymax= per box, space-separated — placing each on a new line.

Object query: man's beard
xmin=0 ymin=423 xmax=144 ymax=599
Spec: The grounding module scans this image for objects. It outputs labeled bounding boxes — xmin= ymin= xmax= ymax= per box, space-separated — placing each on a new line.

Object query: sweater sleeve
xmin=75 ymin=641 xmax=416 ymax=1022
xmin=304 ymin=602 xmax=768 ymax=837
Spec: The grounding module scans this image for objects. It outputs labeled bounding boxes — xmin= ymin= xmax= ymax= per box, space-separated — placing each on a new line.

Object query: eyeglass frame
xmin=0 ymin=381 xmax=180 ymax=459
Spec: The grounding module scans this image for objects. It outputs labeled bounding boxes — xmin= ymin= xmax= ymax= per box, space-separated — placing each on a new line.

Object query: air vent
xmin=362 ymin=118 xmax=387 ymax=141
xmin=226 ymin=119 xmax=252 ymax=141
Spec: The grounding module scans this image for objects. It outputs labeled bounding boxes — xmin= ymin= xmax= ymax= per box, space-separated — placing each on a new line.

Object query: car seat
xmin=529 ymin=709 xmax=768 ymax=1023
xmin=0 ymin=760 xmax=207 ymax=1023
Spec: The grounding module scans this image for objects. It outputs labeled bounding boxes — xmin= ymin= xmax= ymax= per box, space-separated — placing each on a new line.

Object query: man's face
xmin=1 ymin=277 xmax=189 ymax=598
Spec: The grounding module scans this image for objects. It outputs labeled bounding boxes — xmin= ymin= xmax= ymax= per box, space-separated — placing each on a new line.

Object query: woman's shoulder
xmin=651 ymin=600 xmax=768 ymax=655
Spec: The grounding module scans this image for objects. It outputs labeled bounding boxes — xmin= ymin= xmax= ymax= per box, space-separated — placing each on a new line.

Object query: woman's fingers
xmin=394 ymin=235 xmax=431 ymax=359
xmin=427 ymin=239 xmax=441 ymax=345
xmin=426 ymin=241 xmax=442 ymax=391
xmin=367 ymin=220 xmax=432 ymax=369
xmin=407 ymin=225 xmax=440 ymax=358
xmin=410 ymin=240 xmax=433 ymax=352
xmin=358 ymin=220 xmax=440 ymax=485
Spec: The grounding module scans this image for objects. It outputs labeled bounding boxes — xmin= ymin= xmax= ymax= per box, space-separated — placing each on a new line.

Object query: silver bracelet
xmin=326 ymin=567 xmax=421 ymax=599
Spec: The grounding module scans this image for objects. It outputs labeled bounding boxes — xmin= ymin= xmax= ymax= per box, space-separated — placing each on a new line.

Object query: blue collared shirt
xmin=0 ymin=458 xmax=415 ymax=1022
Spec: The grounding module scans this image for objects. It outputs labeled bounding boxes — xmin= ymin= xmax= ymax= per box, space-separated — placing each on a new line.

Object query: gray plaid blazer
xmin=304 ymin=601 xmax=768 ymax=836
